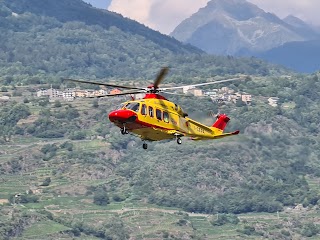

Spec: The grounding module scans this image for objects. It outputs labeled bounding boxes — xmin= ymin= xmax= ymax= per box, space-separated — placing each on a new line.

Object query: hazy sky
xmin=84 ymin=0 xmax=320 ymax=34
xmin=84 ymin=0 xmax=111 ymax=9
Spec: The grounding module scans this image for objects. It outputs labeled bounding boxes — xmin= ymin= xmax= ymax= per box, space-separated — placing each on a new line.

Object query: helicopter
xmin=65 ymin=67 xmax=243 ymax=149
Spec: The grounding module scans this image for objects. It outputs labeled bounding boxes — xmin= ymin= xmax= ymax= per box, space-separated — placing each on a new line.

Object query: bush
xmin=1 ymin=86 xmax=8 ymax=92
xmin=93 ymin=100 xmax=99 ymax=108
xmin=38 ymin=99 xmax=49 ymax=106
xmin=54 ymin=100 xmax=62 ymax=108
xmin=238 ymin=225 xmax=256 ymax=236
xmin=69 ymin=131 xmax=86 ymax=140
xmin=41 ymin=144 xmax=58 ymax=154
xmin=281 ymin=230 xmax=291 ymax=237
xmin=36 ymin=130 xmax=65 ymax=138
xmin=41 ymin=177 xmax=51 ymax=186
xmin=301 ymin=223 xmax=319 ymax=237
xmin=112 ymin=194 xmax=126 ymax=202
xmin=177 ymin=219 xmax=188 ymax=226
xmin=60 ymin=141 xmax=73 ymax=151
xmin=93 ymin=191 xmax=110 ymax=206
xmin=211 ymin=213 xmax=240 ymax=226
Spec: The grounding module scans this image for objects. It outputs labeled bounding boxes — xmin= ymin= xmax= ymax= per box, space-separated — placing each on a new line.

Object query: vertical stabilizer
xmin=212 ymin=114 xmax=230 ymax=131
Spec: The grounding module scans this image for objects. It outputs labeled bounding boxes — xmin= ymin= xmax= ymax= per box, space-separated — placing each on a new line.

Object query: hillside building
xmin=241 ymin=94 xmax=252 ymax=104
xmin=268 ymin=97 xmax=279 ymax=107
xmin=187 ymin=88 xmax=203 ymax=96
xmin=110 ymin=88 xmax=122 ymax=95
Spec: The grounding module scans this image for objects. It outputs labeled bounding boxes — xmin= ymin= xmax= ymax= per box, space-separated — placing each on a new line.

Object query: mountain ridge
xmin=257 ymin=39 xmax=320 ymax=73
xmin=3 ymin=0 xmax=201 ymax=55
xmin=170 ymin=0 xmax=319 ymax=56
xmin=0 ymin=0 xmax=288 ymax=84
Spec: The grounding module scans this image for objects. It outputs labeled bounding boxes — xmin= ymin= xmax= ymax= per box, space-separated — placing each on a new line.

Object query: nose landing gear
xmin=142 ymin=142 xmax=148 ymax=150
xmin=121 ymin=125 xmax=129 ymax=135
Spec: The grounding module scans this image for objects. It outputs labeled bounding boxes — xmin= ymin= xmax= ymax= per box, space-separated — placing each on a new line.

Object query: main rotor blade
xmin=95 ymin=90 xmax=146 ymax=98
xmin=161 ymin=77 xmax=245 ymax=91
xmin=162 ymin=91 xmax=194 ymax=97
xmin=154 ymin=67 xmax=169 ymax=89
xmin=63 ymin=78 xmax=145 ymax=90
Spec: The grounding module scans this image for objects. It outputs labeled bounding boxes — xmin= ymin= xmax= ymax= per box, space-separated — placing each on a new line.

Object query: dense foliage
xmin=1 ymin=74 xmax=319 ymax=216
xmin=0 ymin=0 xmax=286 ymax=87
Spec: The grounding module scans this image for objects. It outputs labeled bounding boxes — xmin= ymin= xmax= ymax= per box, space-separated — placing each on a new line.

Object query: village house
xmin=36 ymin=89 xmax=48 ymax=97
xmin=182 ymin=86 xmax=195 ymax=94
xmin=62 ymin=88 xmax=76 ymax=101
xmin=74 ymin=89 xmax=88 ymax=98
xmin=268 ymin=97 xmax=279 ymax=107
xmin=47 ymin=88 xmax=62 ymax=98
xmin=241 ymin=94 xmax=252 ymax=104
xmin=187 ymin=88 xmax=203 ymax=96
xmin=204 ymin=90 xmax=218 ymax=96
xmin=110 ymin=88 xmax=122 ymax=95
xmin=92 ymin=89 xmax=108 ymax=97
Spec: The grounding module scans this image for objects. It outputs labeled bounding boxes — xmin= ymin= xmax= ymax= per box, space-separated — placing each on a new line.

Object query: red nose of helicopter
xmin=108 ymin=110 xmax=138 ymax=123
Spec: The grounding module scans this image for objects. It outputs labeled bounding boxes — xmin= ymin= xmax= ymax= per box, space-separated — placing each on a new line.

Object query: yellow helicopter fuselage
xmin=108 ymin=94 xmax=239 ymax=142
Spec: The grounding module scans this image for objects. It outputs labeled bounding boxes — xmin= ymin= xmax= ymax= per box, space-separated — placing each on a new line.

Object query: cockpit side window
xmin=125 ymin=102 xmax=140 ymax=112
xmin=163 ymin=111 xmax=169 ymax=123
xmin=120 ymin=103 xmax=128 ymax=109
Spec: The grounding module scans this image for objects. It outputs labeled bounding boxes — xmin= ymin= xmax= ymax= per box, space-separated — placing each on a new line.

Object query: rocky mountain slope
xmin=170 ymin=0 xmax=319 ymax=56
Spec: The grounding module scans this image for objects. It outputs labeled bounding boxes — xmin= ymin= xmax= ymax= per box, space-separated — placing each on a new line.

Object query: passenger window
xmin=149 ymin=107 xmax=154 ymax=117
xmin=156 ymin=109 xmax=162 ymax=120
xmin=141 ymin=104 xmax=147 ymax=115
xmin=163 ymin=112 xmax=169 ymax=123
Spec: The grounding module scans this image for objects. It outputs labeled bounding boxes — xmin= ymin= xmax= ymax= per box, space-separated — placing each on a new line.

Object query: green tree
xmin=93 ymin=99 xmax=99 ymax=108
xmin=93 ymin=191 xmax=110 ymax=206
xmin=41 ymin=177 xmax=51 ymax=186
xmin=54 ymin=100 xmax=62 ymax=108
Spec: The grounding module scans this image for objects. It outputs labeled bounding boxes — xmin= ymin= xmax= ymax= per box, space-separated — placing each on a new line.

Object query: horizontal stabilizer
xmin=191 ymin=130 xmax=239 ymax=141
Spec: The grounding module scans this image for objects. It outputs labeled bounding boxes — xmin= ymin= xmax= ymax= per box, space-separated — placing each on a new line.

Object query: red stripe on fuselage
xmin=113 ymin=119 xmax=173 ymax=131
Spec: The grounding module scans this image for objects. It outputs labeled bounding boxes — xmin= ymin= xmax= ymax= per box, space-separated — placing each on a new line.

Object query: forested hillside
xmin=0 ymin=0 xmax=285 ymax=86
xmin=258 ymin=40 xmax=320 ymax=73
xmin=1 ymin=0 xmax=320 ymax=239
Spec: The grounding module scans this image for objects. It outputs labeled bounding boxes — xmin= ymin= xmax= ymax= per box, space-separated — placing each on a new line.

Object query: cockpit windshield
xmin=124 ymin=102 xmax=140 ymax=112
xmin=118 ymin=103 xmax=127 ymax=110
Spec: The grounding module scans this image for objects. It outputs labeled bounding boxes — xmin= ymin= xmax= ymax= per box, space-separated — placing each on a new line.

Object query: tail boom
xmin=191 ymin=130 xmax=239 ymax=141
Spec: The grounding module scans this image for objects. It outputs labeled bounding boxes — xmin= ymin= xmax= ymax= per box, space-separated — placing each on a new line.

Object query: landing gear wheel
xmin=143 ymin=143 xmax=148 ymax=150
xmin=121 ymin=128 xmax=128 ymax=135
xmin=177 ymin=137 xmax=182 ymax=145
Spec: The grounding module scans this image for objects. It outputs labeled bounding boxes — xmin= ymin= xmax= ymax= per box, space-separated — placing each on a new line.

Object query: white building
xmin=268 ymin=97 xmax=279 ymax=107
xmin=182 ymin=86 xmax=195 ymax=94
xmin=48 ymin=88 xmax=62 ymax=98
xmin=241 ymin=94 xmax=252 ymax=104
xmin=36 ymin=89 xmax=48 ymax=97
xmin=62 ymin=88 xmax=76 ymax=101
xmin=187 ymin=88 xmax=203 ymax=97
xmin=0 ymin=96 xmax=10 ymax=101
